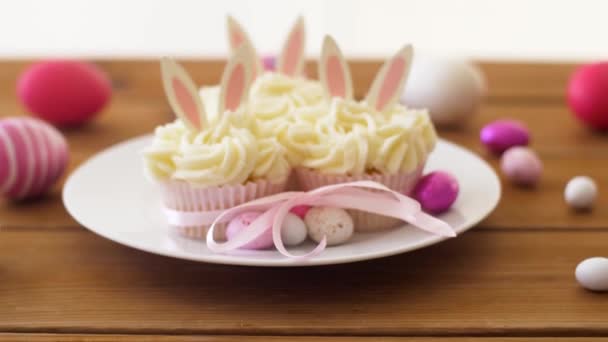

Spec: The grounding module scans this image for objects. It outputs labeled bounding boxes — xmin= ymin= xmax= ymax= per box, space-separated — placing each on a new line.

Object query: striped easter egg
xmin=0 ymin=117 xmax=69 ymax=200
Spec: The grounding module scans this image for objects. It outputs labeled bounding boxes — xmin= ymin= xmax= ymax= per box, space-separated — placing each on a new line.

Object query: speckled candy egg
xmin=576 ymin=257 xmax=608 ymax=291
xmin=565 ymin=176 xmax=597 ymax=210
xmin=304 ymin=207 xmax=354 ymax=246
xmin=567 ymin=62 xmax=608 ymax=130
xmin=281 ymin=212 xmax=307 ymax=246
xmin=500 ymin=147 xmax=543 ymax=186
xmin=401 ymin=57 xmax=486 ymax=126
xmin=17 ymin=60 xmax=112 ymax=126
xmin=226 ymin=211 xmax=274 ymax=250
xmin=480 ymin=119 xmax=530 ymax=154
xmin=0 ymin=117 xmax=69 ymax=200
xmin=412 ymin=171 xmax=459 ymax=214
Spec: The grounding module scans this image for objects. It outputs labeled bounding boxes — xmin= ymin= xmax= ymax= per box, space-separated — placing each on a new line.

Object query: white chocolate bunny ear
xmin=277 ymin=16 xmax=306 ymax=76
xmin=365 ymin=45 xmax=414 ymax=112
xmin=218 ymin=44 xmax=255 ymax=115
xmin=160 ymin=58 xmax=207 ymax=131
xmin=226 ymin=15 xmax=263 ymax=78
xmin=319 ymin=35 xmax=353 ymax=100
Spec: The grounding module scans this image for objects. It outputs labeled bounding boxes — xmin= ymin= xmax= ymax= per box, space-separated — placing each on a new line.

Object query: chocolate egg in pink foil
xmin=0 ymin=117 xmax=69 ymax=200
xmin=412 ymin=171 xmax=459 ymax=215
xmin=226 ymin=211 xmax=274 ymax=250
xmin=480 ymin=119 xmax=530 ymax=154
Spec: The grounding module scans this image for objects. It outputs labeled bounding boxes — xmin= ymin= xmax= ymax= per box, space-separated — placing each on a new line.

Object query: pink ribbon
xmin=201 ymin=181 xmax=455 ymax=260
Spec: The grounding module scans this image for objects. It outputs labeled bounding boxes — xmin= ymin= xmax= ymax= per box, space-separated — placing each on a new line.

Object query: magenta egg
xmin=500 ymin=147 xmax=542 ymax=186
xmin=412 ymin=171 xmax=459 ymax=215
xmin=567 ymin=62 xmax=608 ymax=130
xmin=480 ymin=119 xmax=530 ymax=154
xmin=290 ymin=205 xmax=311 ymax=219
xmin=262 ymin=55 xmax=276 ymax=71
xmin=0 ymin=117 xmax=69 ymax=200
xmin=226 ymin=211 xmax=274 ymax=250
xmin=17 ymin=60 xmax=112 ymax=126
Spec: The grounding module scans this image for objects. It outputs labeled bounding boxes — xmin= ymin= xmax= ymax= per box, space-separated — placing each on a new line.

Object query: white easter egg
xmin=305 ymin=207 xmax=354 ymax=246
xmin=401 ymin=56 xmax=486 ymax=126
xmin=575 ymin=257 xmax=608 ymax=291
xmin=565 ymin=176 xmax=597 ymax=209
xmin=281 ymin=212 xmax=307 ymax=246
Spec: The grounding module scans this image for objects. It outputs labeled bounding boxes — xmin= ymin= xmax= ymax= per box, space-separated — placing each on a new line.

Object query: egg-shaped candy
xmin=290 ymin=205 xmax=311 ymax=219
xmin=412 ymin=171 xmax=459 ymax=214
xmin=401 ymin=57 xmax=486 ymax=126
xmin=480 ymin=119 xmax=530 ymax=154
xmin=0 ymin=117 xmax=69 ymax=200
xmin=226 ymin=211 xmax=274 ymax=250
xmin=565 ymin=176 xmax=597 ymax=210
xmin=575 ymin=257 xmax=608 ymax=291
xmin=567 ymin=62 xmax=608 ymax=130
xmin=17 ymin=60 xmax=112 ymax=126
xmin=281 ymin=212 xmax=307 ymax=246
xmin=500 ymin=147 xmax=543 ymax=187
xmin=305 ymin=207 xmax=354 ymax=246
xmin=262 ymin=55 xmax=276 ymax=71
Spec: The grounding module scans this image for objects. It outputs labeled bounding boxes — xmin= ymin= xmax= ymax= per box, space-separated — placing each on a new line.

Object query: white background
xmin=1 ymin=0 xmax=606 ymax=61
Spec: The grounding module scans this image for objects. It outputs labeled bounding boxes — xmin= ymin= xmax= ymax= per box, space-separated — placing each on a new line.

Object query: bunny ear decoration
xmin=218 ymin=44 xmax=255 ymax=115
xmin=226 ymin=15 xmax=263 ymax=78
xmin=160 ymin=58 xmax=207 ymax=131
xmin=319 ymin=35 xmax=353 ymax=100
xmin=365 ymin=45 xmax=414 ymax=112
xmin=276 ymin=16 xmax=306 ymax=76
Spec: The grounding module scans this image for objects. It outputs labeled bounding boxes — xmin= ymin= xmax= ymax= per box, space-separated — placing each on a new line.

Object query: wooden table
xmin=1 ymin=60 xmax=607 ymax=342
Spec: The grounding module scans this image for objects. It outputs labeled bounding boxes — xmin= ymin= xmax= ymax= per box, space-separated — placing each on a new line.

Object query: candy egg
xmin=565 ymin=176 xmax=597 ymax=210
xmin=290 ymin=205 xmax=311 ymax=219
xmin=575 ymin=257 xmax=608 ymax=291
xmin=401 ymin=57 xmax=486 ymax=126
xmin=226 ymin=211 xmax=274 ymax=250
xmin=567 ymin=62 xmax=608 ymax=130
xmin=480 ymin=119 xmax=530 ymax=154
xmin=17 ymin=60 xmax=112 ymax=126
xmin=500 ymin=147 xmax=543 ymax=186
xmin=0 ymin=117 xmax=69 ymax=200
xmin=262 ymin=55 xmax=276 ymax=71
xmin=412 ymin=171 xmax=459 ymax=214
xmin=305 ymin=207 xmax=354 ymax=246
xmin=281 ymin=212 xmax=307 ymax=246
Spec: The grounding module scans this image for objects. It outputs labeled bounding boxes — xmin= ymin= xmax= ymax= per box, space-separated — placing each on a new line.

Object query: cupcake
xmin=144 ymin=46 xmax=290 ymax=240
xmin=294 ymin=36 xmax=438 ymax=231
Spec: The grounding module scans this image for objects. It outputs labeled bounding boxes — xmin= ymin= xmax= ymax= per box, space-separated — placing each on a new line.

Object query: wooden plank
xmin=1 ymin=229 xmax=607 ymax=336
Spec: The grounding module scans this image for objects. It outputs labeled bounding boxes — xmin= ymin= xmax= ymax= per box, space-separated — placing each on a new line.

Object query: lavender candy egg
xmin=500 ymin=147 xmax=542 ymax=186
xmin=226 ymin=212 xmax=274 ymax=250
xmin=0 ymin=117 xmax=69 ymax=200
xmin=480 ymin=119 xmax=530 ymax=154
xmin=412 ymin=171 xmax=459 ymax=215
xmin=305 ymin=207 xmax=354 ymax=246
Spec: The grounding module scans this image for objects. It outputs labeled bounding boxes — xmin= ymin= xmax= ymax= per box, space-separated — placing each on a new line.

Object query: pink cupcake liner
xmin=295 ymin=165 xmax=425 ymax=232
xmin=158 ymin=178 xmax=288 ymax=240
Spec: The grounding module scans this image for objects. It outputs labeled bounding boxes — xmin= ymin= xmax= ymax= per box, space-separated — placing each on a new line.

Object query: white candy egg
xmin=565 ymin=176 xmax=597 ymax=209
xmin=305 ymin=207 xmax=354 ymax=246
xmin=281 ymin=212 xmax=308 ymax=246
xmin=575 ymin=257 xmax=608 ymax=291
xmin=401 ymin=56 xmax=486 ymax=126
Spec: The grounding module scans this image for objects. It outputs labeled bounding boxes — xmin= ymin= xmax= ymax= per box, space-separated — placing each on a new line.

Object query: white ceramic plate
xmin=63 ymin=136 xmax=500 ymax=267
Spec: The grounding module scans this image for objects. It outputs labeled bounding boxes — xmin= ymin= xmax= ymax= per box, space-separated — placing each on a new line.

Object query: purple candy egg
xmin=262 ymin=55 xmax=276 ymax=71
xmin=500 ymin=147 xmax=542 ymax=186
xmin=412 ymin=171 xmax=459 ymax=215
xmin=480 ymin=119 xmax=530 ymax=154
xmin=225 ymin=211 xmax=274 ymax=250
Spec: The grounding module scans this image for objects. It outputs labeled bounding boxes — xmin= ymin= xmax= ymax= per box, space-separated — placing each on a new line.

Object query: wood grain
xmin=1 ymin=229 xmax=607 ymax=336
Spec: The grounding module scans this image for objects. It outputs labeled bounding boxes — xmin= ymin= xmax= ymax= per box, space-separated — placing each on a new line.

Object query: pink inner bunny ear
xmin=160 ymin=58 xmax=206 ymax=131
xmin=277 ymin=16 xmax=305 ymax=76
xmin=226 ymin=15 xmax=263 ymax=76
xmin=327 ymin=56 xmax=346 ymax=98
xmin=218 ymin=45 xmax=254 ymax=115
xmin=366 ymin=45 xmax=414 ymax=112
xmin=224 ymin=64 xmax=245 ymax=111
xmin=320 ymin=36 xmax=353 ymax=100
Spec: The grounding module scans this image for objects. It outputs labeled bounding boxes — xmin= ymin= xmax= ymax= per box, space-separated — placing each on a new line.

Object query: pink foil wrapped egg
xmin=412 ymin=171 xmax=459 ymax=215
xmin=17 ymin=60 xmax=112 ymax=126
xmin=0 ymin=117 xmax=69 ymax=200
xmin=500 ymin=147 xmax=542 ymax=186
xmin=226 ymin=212 xmax=274 ymax=250
xmin=567 ymin=62 xmax=608 ymax=130
xmin=480 ymin=119 xmax=530 ymax=154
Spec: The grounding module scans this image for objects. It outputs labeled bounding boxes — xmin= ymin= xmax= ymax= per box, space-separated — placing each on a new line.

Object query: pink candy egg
xmin=480 ymin=119 xmax=530 ymax=154
xmin=290 ymin=205 xmax=311 ymax=219
xmin=412 ymin=171 xmax=459 ymax=215
xmin=0 ymin=117 xmax=69 ymax=200
xmin=567 ymin=62 xmax=608 ymax=130
xmin=226 ymin=211 xmax=274 ymax=250
xmin=262 ymin=55 xmax=276 ymax=71
xmin=17 ymin=60 xmax=112 ymax=126
xmin=500 ymin=147 xmax=542 ymax=186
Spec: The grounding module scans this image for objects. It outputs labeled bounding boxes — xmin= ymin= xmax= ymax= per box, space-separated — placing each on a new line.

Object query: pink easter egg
xmin=567 ymin=62 xmax=608 ymax=130
xmin=500 ymin=146 xmax=542 ymax=186
xmin=0 ymin=117 xmax=69 ymax=200
xmin=17 ymin=60 xmax=112 ymax=126
xmin=412 ymin=171 xmax=459 ymax=215
xmin=480 ymin=119 xmax=530 ymax=154
xmin=290 ymin=205 xmax=311 ymax=219
xmin=262 ymin=55 xmax=276 ymax=71
xmin=225 ymin=211 xmax=274 ymax=250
